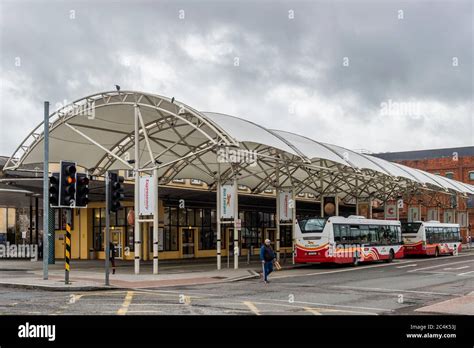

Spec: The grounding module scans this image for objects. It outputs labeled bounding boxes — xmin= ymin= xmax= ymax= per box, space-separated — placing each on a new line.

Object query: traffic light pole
xmin=105 ymin=171 xmax=110 ymax=286
xmin=43 ymin=101 xmax=49 ymax=280
xmin=65 ymin=210 xmax=72 ymax=284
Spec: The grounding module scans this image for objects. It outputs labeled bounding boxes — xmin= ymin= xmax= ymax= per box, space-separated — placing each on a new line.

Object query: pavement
xmin=0 ymin=257 xmax=300 ymax=291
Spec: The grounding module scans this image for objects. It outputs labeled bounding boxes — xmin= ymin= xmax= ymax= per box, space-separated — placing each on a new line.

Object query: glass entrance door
xmin=181 ymin=228 xmax=195 ymax=258
xmin=111 ymin=228 xmax=123 ymax=259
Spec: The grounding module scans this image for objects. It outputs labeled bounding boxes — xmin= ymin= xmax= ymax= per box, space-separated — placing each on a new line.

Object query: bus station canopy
xmin=4 ymin=91 xmax=474 ymax=202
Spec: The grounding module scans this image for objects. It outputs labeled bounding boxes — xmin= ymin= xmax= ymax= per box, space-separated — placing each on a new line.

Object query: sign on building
xmin=357 ymin=202 xmax=370 ymax=218
xmin=457 ymin=212 xmax=468 ymax=227
xmin=397 ymin=199 xmax=404 ymax=209
xmin=139 ymin=175 xmax=155 ymax=215
xmin=220 ymin=184 xmax=236 ymax=220
xmin=385 ymin=204 xmax=397 ymax=220
xmin=427 ymin=208 xmax=438 ymax=221
xmin=279 ymin=190 xmax=293 ymax=221
xmin=408 ymin=207 xmax=420 ymax=222
xmin=443 ymin=210 xmax=454 ymax=223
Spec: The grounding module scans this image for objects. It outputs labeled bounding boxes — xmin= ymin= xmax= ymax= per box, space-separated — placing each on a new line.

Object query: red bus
xmin=402 ymin=221 xmax=462 ymax=256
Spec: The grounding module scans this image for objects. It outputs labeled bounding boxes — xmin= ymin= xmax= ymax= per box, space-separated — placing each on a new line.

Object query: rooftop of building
xmin=373 ymin=146 xmax=474 ymax=162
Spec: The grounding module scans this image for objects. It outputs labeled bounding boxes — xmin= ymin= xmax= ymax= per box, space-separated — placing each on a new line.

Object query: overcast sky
xmin=0 ymin=0 xmax=472 ymax=157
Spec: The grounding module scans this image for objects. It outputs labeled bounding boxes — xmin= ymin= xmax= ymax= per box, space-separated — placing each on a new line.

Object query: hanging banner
xmin=139 ymin=175 xmax=155 ymax=215
xmin=397 ymin=199 xmax=404 ymax=209
xmin=427 ymin=208 xmax=438 ymax=221
xmin=323 ymin=197 xmax=336 ymax=217
xmin=443 ymin=210 xmax=454 ymax=223
xmin=457 ymin=212 xmax=467 ymax=227
xmin=385 ymin=204 xmax=397 ymax=220
xmin=357 ymin=202 xmax=370 ymax=218
xmin=408 ymin=207 xmax=420 ymax=222
xmin=279 ymin=190 xmax=293 ymax=221
xmin=220 ymin=184 xmax=235 ymax=220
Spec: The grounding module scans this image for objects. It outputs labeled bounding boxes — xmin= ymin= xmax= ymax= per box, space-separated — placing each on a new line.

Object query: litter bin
xmin=89 ymin=248 xmax=96 ymax=260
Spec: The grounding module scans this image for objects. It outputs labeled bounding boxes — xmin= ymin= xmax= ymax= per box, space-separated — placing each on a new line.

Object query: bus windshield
xmin=401 ymin=222 xmax=422 ymax=234
xmin=298 ymin=218 xmax=327 ymax=233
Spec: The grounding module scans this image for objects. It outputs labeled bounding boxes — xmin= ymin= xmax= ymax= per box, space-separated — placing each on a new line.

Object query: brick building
xmin=374 ymin=146 xmax=474 ymax=241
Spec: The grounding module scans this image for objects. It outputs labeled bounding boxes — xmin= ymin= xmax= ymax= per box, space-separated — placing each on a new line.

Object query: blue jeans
xmin=263 ymin=261 xmax=273 ymax=281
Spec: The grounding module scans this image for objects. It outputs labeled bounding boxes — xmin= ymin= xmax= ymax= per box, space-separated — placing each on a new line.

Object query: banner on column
xmin=457 ymin=212 xmax=467 ymax=227
xmin=385 ymin=204 xmax=397 ymax=220
xmin=443 ymin=210 xmax=454 ymax=223
xmin=408 ymin=207 xmax=420 ymax=222
xmin=323 ymin=197 xmax=336 ymax=217
xmin=279 ymin=190 xmax=293 ymax=221
xmin=427 ymin=208 xmax=438 ymax=221
xmin=357 ymin=202 xmax=370 ymax=218
xmin=139 ymin=175 xmax=155 ymax=215
xmin=220 ymin=184 xmax=235 ymax=220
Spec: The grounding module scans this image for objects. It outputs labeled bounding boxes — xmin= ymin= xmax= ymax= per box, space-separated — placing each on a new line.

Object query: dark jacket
xmin=260 ymin=245 xmax=275 ymax=262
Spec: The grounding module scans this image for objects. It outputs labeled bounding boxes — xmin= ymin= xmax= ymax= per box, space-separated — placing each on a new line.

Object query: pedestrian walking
xmin=109 ymin=242 xmax=116 ymax=274
xmin=260 ymin=239 xmax=275 ymax=284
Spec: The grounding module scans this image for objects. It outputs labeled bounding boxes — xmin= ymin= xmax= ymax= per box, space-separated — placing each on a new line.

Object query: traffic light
xmin=49 ymin=173 xmax=60 ymax=207
xmin=60 ymin=161 xmax=77 ymax=207
xmin=109 ymin=172 xmax=125 ymax=212
xmin=76 ymin=173 xmax=90 ymax=207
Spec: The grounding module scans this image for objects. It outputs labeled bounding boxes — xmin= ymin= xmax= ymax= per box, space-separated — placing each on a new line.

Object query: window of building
xmin=469 ymin=172 xmax=474 ymax=181
xmin=190 ymin=179 xmax=202 ymax=186
xmin=445 ymin=172 xmax=454 ymax=179
xmin=92 ymin=207 xmax=134 ymax=251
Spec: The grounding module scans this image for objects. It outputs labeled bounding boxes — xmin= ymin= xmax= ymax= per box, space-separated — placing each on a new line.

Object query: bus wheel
xmin=385 ymin=250 xmax=394 ymax=263
xmin=434 ymin=247 xmax=439 ymax=257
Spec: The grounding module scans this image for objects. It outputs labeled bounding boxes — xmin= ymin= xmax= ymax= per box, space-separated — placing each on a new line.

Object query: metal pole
xmin=42 ymin=101 xmax=49 ymax=280
xmin=292 ymin=190 xmax=296 ymax=265
xmin=153 ymin=167 xmax=159 ymax=274
xmin=233 ymin=176 xmax=239 ymax=270
xmin=275 ymin=167 xmax=280 ymax=262
xmin=105 ymin=172 xmax=110 ymax=286
xmin=335 ymin=195 xmax=339 ymax=216
xmin=65 ymin=209 xmax=72 ymax=285
xmin=320 ymin=195 xmax=324 ymax=217
xmin=369 ymin=196 xmax=373 ymax=219
xmin=35 ymin=197 xmax=39 ymax=244
xmin=134 ymin=105 xmax=140 ymax=275
xmin=29 ymin=196 xmax=33 ymax=243
xmin=216 ymin=162 xmax=221 ymax=270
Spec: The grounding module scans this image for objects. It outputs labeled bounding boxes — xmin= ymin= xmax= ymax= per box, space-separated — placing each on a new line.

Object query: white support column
xmin=216 ymin=162 xmax=222 ymax=270
xmin=320 ymin=195 xmax=324 ymax=218
xmin=369 ymin=197 xmax=373 ymax=219
xmin=275 ymin=167 xmax=280 ymax=261
xmin=153 ymin=167 xmax=159 ymax=274
xmin=233 ymin=176 xmax=239 ymax=270
xmin=134 ymin=105 xmax=141 ymax=275
xmin=292 ymin=189 xmax=296 ymax=265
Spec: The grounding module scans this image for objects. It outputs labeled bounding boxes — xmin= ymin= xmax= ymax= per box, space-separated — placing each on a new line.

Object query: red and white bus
xmin=295 ymin=216 xmax=404 ymax=265
xmin=402 ymin=221 xmax=462 ymax=256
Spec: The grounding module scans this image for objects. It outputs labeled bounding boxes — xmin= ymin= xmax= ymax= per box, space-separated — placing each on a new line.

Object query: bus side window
xmin=350 ymin=225 xmax=361 ymax=244
xmin=334 ymin=225 xmax=341 ymax=243
xmin=359 ymin=225 xmax=369 ymax=244
xmin=369 ymin=225 xmax=378 ymax=245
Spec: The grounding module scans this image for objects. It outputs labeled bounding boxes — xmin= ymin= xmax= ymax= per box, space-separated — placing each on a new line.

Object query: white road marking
xmin=443 ymin=266 xmax=469 ymax=270
xmin=333 ymin=285 xmax=462 ymax=296
xmin=408 ymin=259 xmax=474 ymax=273
xmin=397 ymin=264 xmax=417 ymax=268
xmin=458 ymin=270 xmax=474 ymax=276
xmin=257 ymin=298 xmax=390 ymax=312
xmin=273 ymin=254 xmax=474 ymax=280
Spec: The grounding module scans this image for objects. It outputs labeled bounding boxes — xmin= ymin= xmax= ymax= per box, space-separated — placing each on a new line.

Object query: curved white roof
xmin=4 ymin=90 xmax=472 ymax=200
